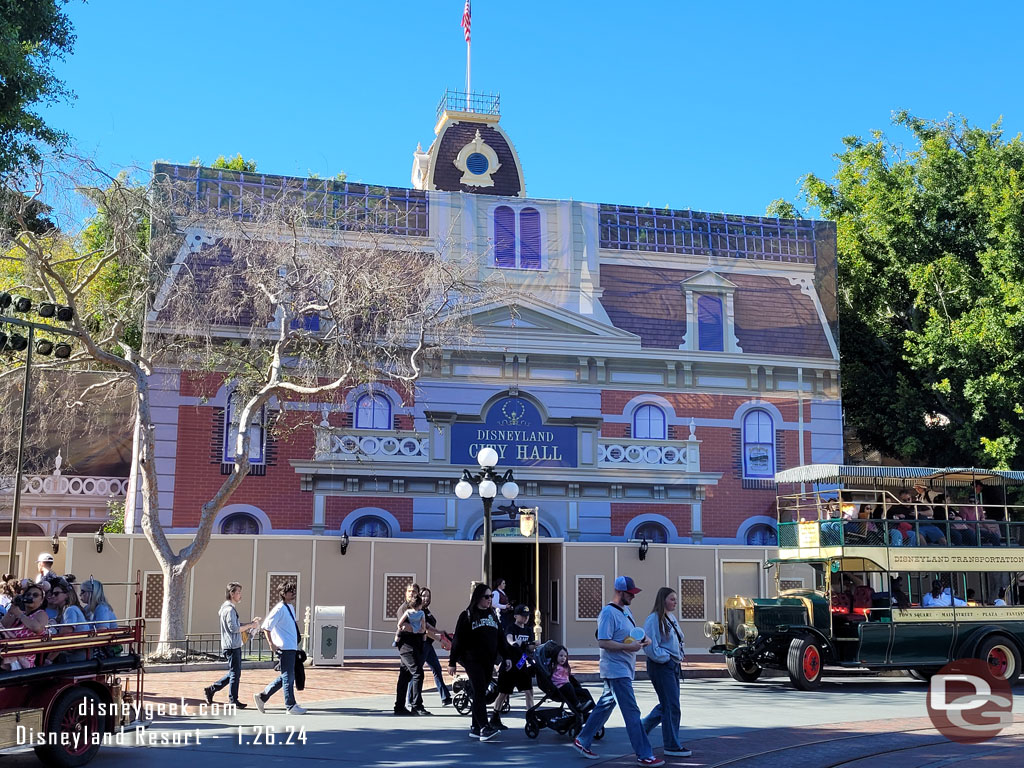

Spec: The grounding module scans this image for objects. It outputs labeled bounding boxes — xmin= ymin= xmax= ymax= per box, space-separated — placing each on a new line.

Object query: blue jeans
xmin=641 ymin=659 xmax=682 ymax=752
xmin=576 ymin=677 xmax=653 ymax=760
xmin=410 ymin=642 xmax=450 ymax=706
xmin=263 ymin=649 xmax=297 ymax=707
xmin=211 ymin=647 xmax=242 ymax=703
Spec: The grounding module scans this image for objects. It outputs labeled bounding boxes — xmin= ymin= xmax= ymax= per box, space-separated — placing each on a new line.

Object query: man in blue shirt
xmin=572 ymin=576 xmax=664 ymax=767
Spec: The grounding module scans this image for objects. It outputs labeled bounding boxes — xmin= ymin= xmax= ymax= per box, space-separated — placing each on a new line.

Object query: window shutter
xmin=519 ymin=207 xmax=542 ymax=269
xmin=494 ymin=206 xmax=516 ymax=268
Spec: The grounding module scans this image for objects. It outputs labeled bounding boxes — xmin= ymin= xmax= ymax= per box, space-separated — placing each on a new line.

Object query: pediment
xmin=680 ymin=269 xmax=737 ymax=291
xmin=460 ymin=296 xmax=640 ymax=340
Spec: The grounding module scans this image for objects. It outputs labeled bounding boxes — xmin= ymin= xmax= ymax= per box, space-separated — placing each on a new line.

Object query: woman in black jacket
xmin=447 ymin=582 xmax=507 ymax=741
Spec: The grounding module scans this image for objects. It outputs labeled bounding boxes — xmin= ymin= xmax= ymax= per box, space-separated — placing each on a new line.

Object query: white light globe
xmin=455 ymin=480 xmax=474 ymax=499
xmin=479 ymin=479 xmax=497 ymax=498
xmin=501 ymin=481 xmax=519 ymax=500
xmin=476 ymin=446 xmax=499 ymax=468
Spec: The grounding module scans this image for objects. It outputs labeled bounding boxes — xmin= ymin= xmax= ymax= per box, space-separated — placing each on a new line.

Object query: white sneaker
xmin=286 ymin=704 xmax=307 ymax=715
xmin=252 ymin=693 xmax=266 ymax=713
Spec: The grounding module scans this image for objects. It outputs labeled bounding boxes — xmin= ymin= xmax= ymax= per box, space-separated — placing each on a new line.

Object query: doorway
xmin=493 ymin=541 xmax=556 ymax=638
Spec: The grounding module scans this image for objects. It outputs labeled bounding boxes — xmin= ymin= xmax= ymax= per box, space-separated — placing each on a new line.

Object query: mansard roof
xmin=599 ymin=264 xmax=835 ymax=359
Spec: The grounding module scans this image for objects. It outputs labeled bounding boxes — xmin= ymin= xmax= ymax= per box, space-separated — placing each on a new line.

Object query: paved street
xmin=6 ymin=672 xmax=1024 ymax=767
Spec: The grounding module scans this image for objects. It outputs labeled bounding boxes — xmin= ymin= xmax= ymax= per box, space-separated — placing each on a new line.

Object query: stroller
xmin=451 ymin=673 xmax=511 ymax=716
xmin=525 ymin=640 xmax=604 ymax=741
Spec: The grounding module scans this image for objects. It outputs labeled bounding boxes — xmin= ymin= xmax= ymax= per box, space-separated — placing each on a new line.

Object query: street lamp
xmin=454 ymin=446 xmax=518 ymax=585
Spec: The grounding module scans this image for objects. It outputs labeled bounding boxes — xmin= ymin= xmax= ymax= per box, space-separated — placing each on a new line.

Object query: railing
xmin=143 ymin=632 xmax=277 ymax=663
xmin=597 ymin=437 xmax=700 ymax=471
xmin=436 ymin=89 xmax=500 ymax=119
xmin=0 ymin=473 xmax=128 ymax=496
xmin=779 ymin=519 xmax=1024 ymax=549
xmin=313 ymin=427 xmax=429 ymax=462
xmin=598 ymin=204 xmax=827 ymax=263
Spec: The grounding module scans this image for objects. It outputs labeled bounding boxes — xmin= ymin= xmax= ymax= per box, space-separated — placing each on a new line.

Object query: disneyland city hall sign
xmin=450 ymin=396 xmax=578 ymax=468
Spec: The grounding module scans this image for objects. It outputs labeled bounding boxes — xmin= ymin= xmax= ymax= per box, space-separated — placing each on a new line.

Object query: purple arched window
xmin=519 ymin=207 xmax=541 ymax=269
xmin=494 ymin=206 xmax=516 ymax=268
xmin=697 ymin=295 xmax=724 ymax=351
xmin=743 ymin=409 xmax=775 ymax=478
xmin=355 ymin=393 xmax=392 ymax=430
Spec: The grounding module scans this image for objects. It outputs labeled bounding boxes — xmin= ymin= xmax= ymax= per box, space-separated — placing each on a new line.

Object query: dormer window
xmin=679 ymin=270 xmax=742 ymax=353
xmin=492 ymin=205 xmax=543 ymax=270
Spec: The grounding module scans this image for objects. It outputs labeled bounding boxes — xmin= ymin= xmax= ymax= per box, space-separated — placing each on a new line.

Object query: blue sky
xmin=42 ymin=1 xmax=1024 ymax=217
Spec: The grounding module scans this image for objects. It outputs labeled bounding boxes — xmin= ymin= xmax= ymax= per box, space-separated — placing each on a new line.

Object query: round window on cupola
xmin=466 ymin=152 xmax=489 ymax=175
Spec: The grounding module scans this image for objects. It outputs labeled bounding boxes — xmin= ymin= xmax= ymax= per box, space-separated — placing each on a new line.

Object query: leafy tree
xmin=0 ymin=0 xmax=75 ymax=172
xmin=801 ymin=112 xmax=1024 ymax=469
xmin=190 ymin=154 xmax=258 ymax=172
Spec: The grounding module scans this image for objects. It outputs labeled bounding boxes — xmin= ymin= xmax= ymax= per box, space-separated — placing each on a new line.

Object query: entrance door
xmin=493 ymin=541 xmax=553 ymax=638
xmin=722 ymin=562 xmax=761 ymax=600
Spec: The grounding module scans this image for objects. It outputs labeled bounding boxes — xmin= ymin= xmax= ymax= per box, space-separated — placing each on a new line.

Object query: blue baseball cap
xmin=614 ymin=576 xmax=641 ymax=595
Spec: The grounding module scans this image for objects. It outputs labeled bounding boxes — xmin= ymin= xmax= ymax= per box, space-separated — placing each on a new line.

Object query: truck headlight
xmin=703 ymin=621 xmax=723 ymax=640
xmin=738 ymin=623 xmax=758 ymax=642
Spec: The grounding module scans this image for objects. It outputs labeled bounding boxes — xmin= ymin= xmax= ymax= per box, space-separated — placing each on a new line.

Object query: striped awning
xmin=774 ymin=464 xmax=1024 ymax=487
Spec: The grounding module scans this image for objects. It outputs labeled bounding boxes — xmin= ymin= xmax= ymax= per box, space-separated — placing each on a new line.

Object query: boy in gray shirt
xmin=205 ymin=582 xmax=261 ymax=708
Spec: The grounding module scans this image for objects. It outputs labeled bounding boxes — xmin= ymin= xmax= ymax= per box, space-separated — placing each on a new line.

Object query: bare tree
xmin=2 ymin=157 xmax=480 ymax=656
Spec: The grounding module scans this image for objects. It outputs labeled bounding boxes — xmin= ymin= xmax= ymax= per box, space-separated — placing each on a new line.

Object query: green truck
xmin=706 ymin=465 xmax=1024 ymax=689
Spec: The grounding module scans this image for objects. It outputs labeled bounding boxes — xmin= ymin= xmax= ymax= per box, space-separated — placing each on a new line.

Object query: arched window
xmin=634 ymin=521 xmax=668 ymax=543
xmin=633 ymin=404 xmax=667 ymax=440
xmin=223 ymin=393 xmax=267 ymax=464
xmin=743 ymin=409 xmax=775 ymax=478
xmin=352 ymin=516 xmax=391 ymax=537
xmin=697 ymin=295 xmax=724 ymax=351
xmin=519 ymin=207 xmax=541 ymax=269
xmin=220 ymin=513 xmax=260 ymax=535
xmin=745 ymin=524 xmax=778 ymax=546
xmin=354 ymin=393 xmax=392 ymax=430
xmin=494 ymin=205 xmax=516 ymax=268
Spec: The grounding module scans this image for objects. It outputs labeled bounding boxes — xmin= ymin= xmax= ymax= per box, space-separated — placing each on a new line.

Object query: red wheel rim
xmin=59 ymin=703 xmax=97 ymax=756
xmin=803 ymin=646 xmax=821 ymax=680
xmin=987 ymin=646 xmax=1011 ymax=679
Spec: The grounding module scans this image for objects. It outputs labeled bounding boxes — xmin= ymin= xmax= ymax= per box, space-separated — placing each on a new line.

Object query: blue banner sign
xmin=450 ymin=397 xmax=578 ymax=468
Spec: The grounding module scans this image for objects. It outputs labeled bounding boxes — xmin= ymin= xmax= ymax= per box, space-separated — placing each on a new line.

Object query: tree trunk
xmin=153 ymin=562 xmax=192 ymax=660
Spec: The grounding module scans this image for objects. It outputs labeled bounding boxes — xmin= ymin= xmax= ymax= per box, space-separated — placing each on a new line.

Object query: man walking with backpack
xmin=572 ymin=576 xmax=664 ymax=767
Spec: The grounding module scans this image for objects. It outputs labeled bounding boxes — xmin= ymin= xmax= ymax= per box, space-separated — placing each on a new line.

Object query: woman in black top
xmin=448 ymin=582 xmax=507 ymax=741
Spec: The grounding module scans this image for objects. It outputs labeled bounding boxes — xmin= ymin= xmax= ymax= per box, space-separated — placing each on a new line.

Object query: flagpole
xmin=466 ymin=39 xmax=471 ymax=111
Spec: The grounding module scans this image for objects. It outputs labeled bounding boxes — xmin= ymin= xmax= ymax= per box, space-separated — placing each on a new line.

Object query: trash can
xmin=311 ymin=606 xmax=345 ymax=666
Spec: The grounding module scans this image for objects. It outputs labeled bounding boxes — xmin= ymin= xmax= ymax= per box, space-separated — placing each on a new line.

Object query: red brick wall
xmin=325 ymin=496 xmax=414 ymax=533
xmin=611 ymin=503 xmax=692 ymax=537
xmin=172 ymin=406 xmax=314 ymax=530
xmin=180 ymin=372 xmax=227 ymax=398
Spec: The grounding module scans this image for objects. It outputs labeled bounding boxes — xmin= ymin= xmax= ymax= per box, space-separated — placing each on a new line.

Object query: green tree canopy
xmin=0 ymin=0 xmax=75 ymax=172
xmin=802 ymin=112 xmax=1024 ymax=469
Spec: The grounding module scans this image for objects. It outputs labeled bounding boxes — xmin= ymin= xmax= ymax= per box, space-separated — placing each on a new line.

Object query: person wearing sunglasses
xmin=448 ymin=582 xmax=509 ymax=742
xmin=46 ymin=577 xmax=90 ymax=663
xmin=1 ymin=583 xmax=49 ymax=669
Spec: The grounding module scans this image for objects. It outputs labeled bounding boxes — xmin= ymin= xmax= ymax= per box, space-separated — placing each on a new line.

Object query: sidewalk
xmin=144 ymin=655 xmax=730 ymax=706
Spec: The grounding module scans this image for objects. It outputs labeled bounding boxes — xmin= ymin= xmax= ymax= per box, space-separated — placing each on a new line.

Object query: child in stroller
xmin=525 ymin=640 xmax=603 ymax=740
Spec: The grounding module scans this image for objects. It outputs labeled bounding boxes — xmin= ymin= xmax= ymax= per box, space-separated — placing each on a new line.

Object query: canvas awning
xmin=775 ymin=464 xmax=1024 ymax=487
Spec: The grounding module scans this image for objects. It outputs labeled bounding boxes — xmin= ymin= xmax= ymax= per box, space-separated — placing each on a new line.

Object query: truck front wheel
xmin=726 ymin=655 xmax=762 ymax=682
xmin=787 ymin=637 xmax=823 ymax=691
xmin=34 ymin=687 xmax=105 ymax=768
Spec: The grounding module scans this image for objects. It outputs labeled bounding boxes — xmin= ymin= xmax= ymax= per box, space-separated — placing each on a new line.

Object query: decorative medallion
xmin=454 ymin=129 xmax=501 ymax=187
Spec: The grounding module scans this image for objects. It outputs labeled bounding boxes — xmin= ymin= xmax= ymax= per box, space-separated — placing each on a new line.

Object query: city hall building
xmin=108 ymin=92 xmax=838 ymax=650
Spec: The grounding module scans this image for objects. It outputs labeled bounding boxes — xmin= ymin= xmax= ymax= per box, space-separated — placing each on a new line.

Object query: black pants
xmin=463 ymin=660 xmax=492 ymax=732
xmin=396 ymin=639 xmax=425 ymax=710
xmin=211 ymin=647 xmax=242 ymax=702
xmin=558 ymin=677 xmax=594 ymax=714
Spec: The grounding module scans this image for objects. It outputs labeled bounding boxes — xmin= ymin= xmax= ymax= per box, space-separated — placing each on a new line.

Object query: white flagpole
xmin=466 ymin=34 xmax=471 ymax=110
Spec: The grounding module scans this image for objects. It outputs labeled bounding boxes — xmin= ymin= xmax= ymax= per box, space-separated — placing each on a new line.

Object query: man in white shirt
xmin=253 ymin=582 xmax=305 ymax=714
xmin=922 ymin=579 xmax=967 ymax=608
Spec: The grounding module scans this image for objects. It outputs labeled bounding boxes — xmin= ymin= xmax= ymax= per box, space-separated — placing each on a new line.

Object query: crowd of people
xmin=0 ymin=552 xmax=119 ymax=670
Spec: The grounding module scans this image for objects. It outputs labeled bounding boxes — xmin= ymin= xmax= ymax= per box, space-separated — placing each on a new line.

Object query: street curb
xmin=145 ymin=661 xmax=277 ymax=674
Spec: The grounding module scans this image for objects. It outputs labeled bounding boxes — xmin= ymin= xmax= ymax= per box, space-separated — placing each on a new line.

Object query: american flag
xmin=461 ymin=0 xmax=471 ymax=43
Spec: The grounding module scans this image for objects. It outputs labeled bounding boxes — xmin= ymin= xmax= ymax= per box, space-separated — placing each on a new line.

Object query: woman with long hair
xmin=0 ymin=582 xmax=49 ymax=669
xmin=448 ymin=582 xmax=507 ymax=742
xmin=46 ymin=576 xmax=90 ymax=662
xmin=79 ymin=579 xmax=118 ymax=629
xmin=639 ymin=587 xmax=691 ymax=758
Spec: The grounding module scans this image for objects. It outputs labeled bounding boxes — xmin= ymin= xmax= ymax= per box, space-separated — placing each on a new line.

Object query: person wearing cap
xmin=490 ymin=604 xmax=536 ymax=730
xmin=572 ymin=576 xmax=663 ymax=767
xmin=34 ymin=554 xmax=55 ymax=585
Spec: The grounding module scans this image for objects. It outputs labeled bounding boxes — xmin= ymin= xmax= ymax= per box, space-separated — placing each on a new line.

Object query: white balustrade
xmin=315 ymin=427 xmax=429 ymax=462
xmin=0 ymin=474 xmax=128 ymax=497
xmin=598 ymin=438 xmax=701 ymax=471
